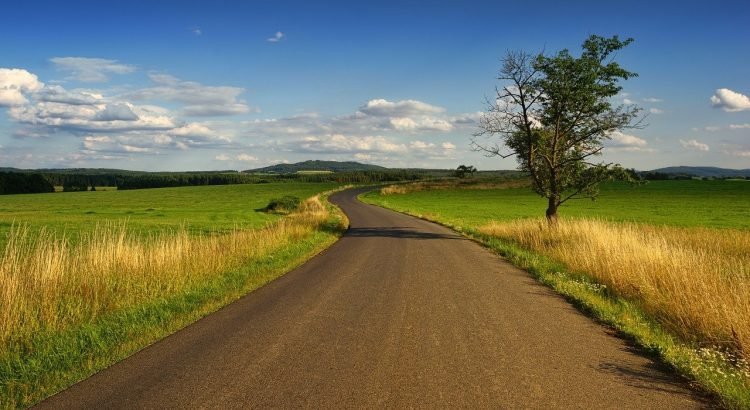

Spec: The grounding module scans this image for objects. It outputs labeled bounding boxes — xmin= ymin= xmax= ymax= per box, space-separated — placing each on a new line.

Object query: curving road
xmin=38 ymin=187 xmax=707 ymax=408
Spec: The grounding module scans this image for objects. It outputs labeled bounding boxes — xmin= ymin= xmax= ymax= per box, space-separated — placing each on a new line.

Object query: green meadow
xmin=364 ymin=180 xmax=750 ymax=229
xmin=0 ymin=182 xmax=339 ymax=247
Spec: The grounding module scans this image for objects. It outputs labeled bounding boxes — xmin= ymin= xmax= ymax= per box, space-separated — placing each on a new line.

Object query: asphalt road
xmin=38 ymin=187 xmax=707 ymax=408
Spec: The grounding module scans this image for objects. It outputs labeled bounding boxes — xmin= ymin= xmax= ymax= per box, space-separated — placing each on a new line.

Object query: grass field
xmin=364 ymin=179 xmax=750 ymax=407
xmin=367 ymin=180 xmax=750 ymax=229
xmin=0 ymin=182 xmax=344 ymax=408
xmin=0 ymin=182 xmax=339 ymax=247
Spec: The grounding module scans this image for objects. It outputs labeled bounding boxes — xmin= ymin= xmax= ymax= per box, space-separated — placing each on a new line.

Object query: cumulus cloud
xmin=729 ymin=123 xmax=750 ymax=130
xmin=215 ymin=153 xmax=258 ymax=162
xmin=126 ymin=73 xmax=251 ymax=116
xmin=237 ymin=153 xmax=258 ymax=161
xmin=449 ymin=112 xmax=482 ymax=125
xmin=710 ymin=88 xmax=750 ymax=112
xmin=295 ymin=135 xmax=407 ymax=154
xmin=680 ymin=139 xmax=709 ymax=152
xmin=389 ymin=116 xmax=453 ymax=132
xmin=0 ymin=68 xmax=43 ymax=106
xmin=94 ymin=103 xmax=139 ymax=121
xmin=1 ymin=67 xmax=238 ymax=152
xmin=649 ymin=108 xmax=664 ymax=114
xmin=51 ymin=57 xmax=135 ymax=82
xmin=34 ymin=85 xmax=101 ymax=105
xmin=725 ymin=150 xmax=750 ymax=157
xmin=606 ymin=131 xmax=654 ymax=152
xmin=267 ymin=31 xmax=284 ymax=42
xmin=359 ymin=99 xmax=445 ymax=117
xmin=241 ymin=99 xmax=467 ymax=140
xmin=9 ymin=101 xmax=176 ymax=132
xmin=82 ymin=135 xmax=154 ymax=154
xmin=269 ymin=133 xmax=457 ymax=163
xmin=643 ymin=97 xmax=663 ymax=103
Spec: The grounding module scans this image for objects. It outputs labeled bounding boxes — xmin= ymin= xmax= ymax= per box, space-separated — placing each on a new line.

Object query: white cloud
xmin=606 ymin=131 xmax=654 ymax=153
xmin=34 ymin=85 xmax=101 ymax=105
xmin=126 ymin=73 xmax=251 ymax=116
xmin=267 ymin=31 xmax=284 ymax=42
xmin=9 ymin=101 xmax=176 ymax=132
xmin=609 ymin=131 xmax=647 ymax=147
xmin=237 ymin=153 xmax=258 ymax=161
xmin=50 ymin=57 xmax=135 ymax=82
xmin=353 ymin=153 xmax=373 ymax=161
xmin=192 ymin=27 xmax=202 ymax=36
xmin=295 ymin=134 xmax=408 ymax=154
xmin=214 ymin=153 xmax=258 ymax=162
xmin=389 ymin=116 xmax=453 ymax=132
xmin=359 ymin=99 xmax=445 ymax=117
xmin=168 ymin=123 xmax=215 ymax=138
xmin=720 ymin=142 xmax=750 ymax=157
xmin=729 ymin=123 xmax=750 ymax=130
xmin=449 ymin=112 xmax=482 ymax=126
xmin=82 ymin=135 xmax=154 ymax=154
xmin=643 ymin=97 xmax=663 ymax=103
xmin=623 ymin=98 xmax=635 ymax=105
xmin=680 ymin=139 xmax=709 ymax=152
xmin=94 ymin=103 xmax=139 ymax=121
xmin=649 ymin=108 xmax=664 ymax=114
xmin=240 ymin=99 xmax=466 ymax=140
xmin=0 ymin=68 xmax=44 ymax=106
xmin=710 ymin=88 xmax=750 ymax=112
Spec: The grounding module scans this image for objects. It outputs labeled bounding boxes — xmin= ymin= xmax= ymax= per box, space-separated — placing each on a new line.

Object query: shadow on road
xmin=595 ymin=344 xmax=711 ymax=405
xmin=346 ymin=227 xmax=463 ymax=240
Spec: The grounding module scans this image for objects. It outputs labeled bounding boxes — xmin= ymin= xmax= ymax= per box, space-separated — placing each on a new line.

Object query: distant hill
xmin=649 ymin=166 xmax=750 ymax=178
xmin=245 ymin=160 xmax=387 ymax=174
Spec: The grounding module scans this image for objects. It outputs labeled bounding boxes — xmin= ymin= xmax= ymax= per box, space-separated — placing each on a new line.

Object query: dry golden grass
xmin=0 ymin=195 xmax=334 ymax=350
xmin=380 ymin=178 xmax=529 ymax=195
xmin=479 ymin=218 xmax=750 ymax=360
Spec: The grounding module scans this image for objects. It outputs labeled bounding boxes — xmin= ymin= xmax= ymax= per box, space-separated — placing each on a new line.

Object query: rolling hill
xmin=244 ymin=160 xmax=387 ymax=174
xmin=649 ymin=166 xmax=750 ymax=178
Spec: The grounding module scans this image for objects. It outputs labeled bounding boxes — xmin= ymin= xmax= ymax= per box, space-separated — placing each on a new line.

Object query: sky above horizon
xmin=1 ymin=0 xmax=749 ymax=171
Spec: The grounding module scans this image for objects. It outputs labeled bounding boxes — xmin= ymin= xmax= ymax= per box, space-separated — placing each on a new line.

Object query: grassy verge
xmin=0 ymin=191 xmax=348 ymax=409
xmin=362 ymin=186 xmax=750 ymax=408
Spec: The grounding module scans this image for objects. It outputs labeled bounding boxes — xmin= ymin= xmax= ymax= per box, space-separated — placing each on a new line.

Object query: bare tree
xmin=472 ymin=35 xmax=642 ymax=223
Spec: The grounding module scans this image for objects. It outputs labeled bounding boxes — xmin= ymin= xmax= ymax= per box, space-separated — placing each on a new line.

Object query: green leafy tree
xmin=472 ymin=35 xmax=642 ymax=223
xmin=454 ymin=165 xmax=477 ymax=178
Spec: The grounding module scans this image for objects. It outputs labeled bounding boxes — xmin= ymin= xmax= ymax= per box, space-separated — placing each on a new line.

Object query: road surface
xmin=38 ymin=187 xmax=706 ymax=408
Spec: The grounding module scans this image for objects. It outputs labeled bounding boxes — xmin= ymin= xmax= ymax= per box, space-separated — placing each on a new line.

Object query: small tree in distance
xmin=472 ymin=35 xmax=643 ymax=223
xmin=454 ymin=165 xmax=477 ymax=178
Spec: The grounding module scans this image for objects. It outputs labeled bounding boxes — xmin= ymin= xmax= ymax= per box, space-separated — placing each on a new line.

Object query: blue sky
xmin=1 ymin=0 xmax=749 ymax=171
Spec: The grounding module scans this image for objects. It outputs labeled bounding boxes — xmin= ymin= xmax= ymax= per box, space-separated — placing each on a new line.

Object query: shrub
xmin=264 ymin=195 xmax=301 ymax=214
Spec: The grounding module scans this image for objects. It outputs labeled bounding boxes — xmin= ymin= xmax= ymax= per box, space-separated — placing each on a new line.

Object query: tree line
xmin=0 ymin=172 xmax=55 ymax=195
xmin=0 ymin=169 xmax=444 ymax=195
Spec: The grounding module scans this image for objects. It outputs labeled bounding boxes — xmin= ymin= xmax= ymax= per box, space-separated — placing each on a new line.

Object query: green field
xmin=0 ymin=182 xmax=339 ymax=247
xmin=364 ymin=180 xmax=750 ymax=229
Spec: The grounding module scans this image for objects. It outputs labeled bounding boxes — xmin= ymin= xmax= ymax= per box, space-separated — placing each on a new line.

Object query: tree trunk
xmin=545 ymin=197 xmax=558 ymax=225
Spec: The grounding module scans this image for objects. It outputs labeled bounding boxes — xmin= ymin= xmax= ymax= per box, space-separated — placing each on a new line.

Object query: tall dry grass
xmin=479 ymin=218 xmax=750 ymax=360
xmin=0 ymin=195 xmax=334 ymax=350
